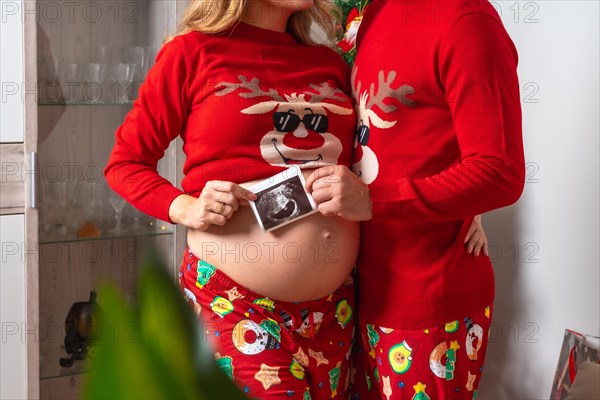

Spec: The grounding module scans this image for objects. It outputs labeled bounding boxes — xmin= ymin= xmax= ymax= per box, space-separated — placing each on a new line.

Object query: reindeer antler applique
xmin=369 ymin=70 xmax=416 ymax=111
xmin=352 ymin=66 xmax=416 ymax=113
xmin=307 ymin=82 xmax=349 ymax=103
xmin=350 ymin=66 xmax=415 ymax=184
xmin=215 ymin=75 xmax=353 ymax=116
xmin=215 ymin=75 xmax=285 ymax=102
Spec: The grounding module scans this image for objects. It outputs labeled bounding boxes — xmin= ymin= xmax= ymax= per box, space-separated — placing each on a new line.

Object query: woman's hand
xmin=464 ymin=214 xmax=489 ymax=256
xmin=169 ymin=181 xmax=257 ymax=230
xmin=305 ymin=165 xmax=372 ymax=221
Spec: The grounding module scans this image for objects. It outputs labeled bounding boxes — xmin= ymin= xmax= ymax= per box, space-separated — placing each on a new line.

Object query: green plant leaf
xmin=84 ymin=248 xmax=246 ymax=399
xmin=84 ymin=284 xmax=182 ymax=399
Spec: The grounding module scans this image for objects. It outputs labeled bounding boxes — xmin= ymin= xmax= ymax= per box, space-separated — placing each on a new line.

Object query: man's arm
xmin=369 ymin=11 xmax=525 ymax=222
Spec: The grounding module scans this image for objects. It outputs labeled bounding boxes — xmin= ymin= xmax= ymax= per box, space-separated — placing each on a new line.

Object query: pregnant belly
xmin=186 ymin=171 xmax=360 ymax=302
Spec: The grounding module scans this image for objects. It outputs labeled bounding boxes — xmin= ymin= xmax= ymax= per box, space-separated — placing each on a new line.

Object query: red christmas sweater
xmin=104 ymin=22 xmax=355 ymax=223
xmin=352 ymin=0 xmax=525 ymax=327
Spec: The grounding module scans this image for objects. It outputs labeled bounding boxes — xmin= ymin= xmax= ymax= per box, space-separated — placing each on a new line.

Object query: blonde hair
xmin=164 ymin=0 xmax=340 ymax=46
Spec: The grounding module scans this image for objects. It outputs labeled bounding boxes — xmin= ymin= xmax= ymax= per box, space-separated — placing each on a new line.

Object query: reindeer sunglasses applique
xmin=273 ymin=110 xmax=329 ymax=133
xmin=351 ymin=66 xmax=416 ymax=184
xmin=215 ymin=75 xmax=354 ymax=168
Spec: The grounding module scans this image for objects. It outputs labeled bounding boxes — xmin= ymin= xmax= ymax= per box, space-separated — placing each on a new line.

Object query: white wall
xmin=478 ymin=1 xmax=600 ymax=398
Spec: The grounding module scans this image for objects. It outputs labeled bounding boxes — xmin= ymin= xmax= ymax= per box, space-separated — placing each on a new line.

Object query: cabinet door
xmin=1 ymin=1 xmax=39 ymax=399
xmin=0 ymin=215 xmax=27 ymax=400
xmin=34 ymin=1 xmax=181 ymax=398
xmin=0 ymin=0 xmax=24 ymax=143
xmin=1 ymin=0 xmax=26 ymax=212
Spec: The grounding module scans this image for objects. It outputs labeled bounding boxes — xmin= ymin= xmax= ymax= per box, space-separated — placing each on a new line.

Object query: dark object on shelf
xmin=59 ymin=291 xmax=102 ymax=368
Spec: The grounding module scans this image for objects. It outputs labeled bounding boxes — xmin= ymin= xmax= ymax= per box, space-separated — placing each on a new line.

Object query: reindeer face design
xmin=215 ymin=76 xmax=353 ymax=168
xmin=351 ymin=66 xmax=416 ymax=184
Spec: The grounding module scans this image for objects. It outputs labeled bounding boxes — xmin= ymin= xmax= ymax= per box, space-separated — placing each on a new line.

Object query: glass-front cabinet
xmin=24 ymin=1 xmax=188 ymax=398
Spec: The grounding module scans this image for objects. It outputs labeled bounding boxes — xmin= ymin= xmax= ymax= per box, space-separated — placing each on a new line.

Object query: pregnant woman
xmin=104 ymin=1 xmax=371 ymax=398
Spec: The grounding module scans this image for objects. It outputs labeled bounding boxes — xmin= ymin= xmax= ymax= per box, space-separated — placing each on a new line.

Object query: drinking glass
xmin=81 ymin=63 xmax=107 ymax=103
xmin=108 ymin=190 xmax=127 ymax=234
xmin=138 ymin=46 xmax=158 ymax=83
xmin=39 ymin=56 xmax=66 ymax=84
xmin=92 ymin=46 xmax=114 ymax=64
xmin=112 ymin=63 xmax=136 ymax=103
xmin=125 ymin=202 xmax=146 ymax=231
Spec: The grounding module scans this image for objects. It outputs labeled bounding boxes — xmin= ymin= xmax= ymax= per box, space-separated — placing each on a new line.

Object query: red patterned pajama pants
xmin=350 ymin=305 xmax=493 ymax=400
xmin=179 ymin=247 xmax=356 ymax=400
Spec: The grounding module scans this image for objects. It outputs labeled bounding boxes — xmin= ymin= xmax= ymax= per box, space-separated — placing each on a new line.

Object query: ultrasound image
xmin=254 ymin=175 xmax=314 ymax=231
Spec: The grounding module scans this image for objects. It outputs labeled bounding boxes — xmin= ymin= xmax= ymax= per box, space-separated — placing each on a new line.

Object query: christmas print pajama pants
xmin=178 ymin=247 xmax=356 ymax=400
xmin=350 ymin=305 xmax=493 ymax=400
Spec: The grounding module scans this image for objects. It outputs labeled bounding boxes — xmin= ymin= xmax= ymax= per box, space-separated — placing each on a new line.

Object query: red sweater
xmin=353 ymin=0 xmax=525 ymax=327
xmin=104 ymin=23 xmax=355 ymax=223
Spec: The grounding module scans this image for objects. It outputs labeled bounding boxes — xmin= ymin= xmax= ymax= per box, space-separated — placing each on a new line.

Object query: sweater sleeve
xmin=369 ymin=12 xmax=525 ymax=222
xmin=103 ymin=35 xmax=191 ymax=224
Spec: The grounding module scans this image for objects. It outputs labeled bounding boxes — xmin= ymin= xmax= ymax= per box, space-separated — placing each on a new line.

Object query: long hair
xmin=164 ymin=0 xmax=340 ymax=46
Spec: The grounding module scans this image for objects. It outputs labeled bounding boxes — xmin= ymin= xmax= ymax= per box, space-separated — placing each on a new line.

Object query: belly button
xmin=323 ymin=231 xmax=332 ymax=239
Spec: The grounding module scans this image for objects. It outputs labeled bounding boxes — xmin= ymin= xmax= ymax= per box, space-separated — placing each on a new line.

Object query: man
xmin=347 ymin=0 xmax=525 ymax=398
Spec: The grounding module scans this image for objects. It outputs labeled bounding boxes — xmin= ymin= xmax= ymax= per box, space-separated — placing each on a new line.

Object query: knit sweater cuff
xmin=153 ymin=185 xmax=187 ymax=225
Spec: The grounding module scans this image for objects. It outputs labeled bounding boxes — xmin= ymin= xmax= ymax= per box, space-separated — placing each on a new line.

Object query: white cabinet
xmin=1 ymin=1 xmax=188 ymax=398
xmin=0 ymin=214 xmax=27 ymax=400
xmin=0 ymin=0 xmax=24 ymax=143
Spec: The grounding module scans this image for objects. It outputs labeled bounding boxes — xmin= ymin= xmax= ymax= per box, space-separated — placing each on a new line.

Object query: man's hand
xmin=305 ymin=165 xmax=372 ymax=221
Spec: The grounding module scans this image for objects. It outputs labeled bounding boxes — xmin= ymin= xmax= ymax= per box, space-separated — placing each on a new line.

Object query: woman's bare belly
xmin=187 ymin=169 xmax=360 ymax=302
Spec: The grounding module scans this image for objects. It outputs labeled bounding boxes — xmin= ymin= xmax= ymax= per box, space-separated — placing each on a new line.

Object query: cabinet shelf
xmin=40 ymin=371 xmax=89 ymax=382
xmin=39 ymin=225 xmax=173 ymax=245
xmin=38 ymin=101 xmax=135 ymax=107
xmin=40 ymin=346 xmax=89 ymax=381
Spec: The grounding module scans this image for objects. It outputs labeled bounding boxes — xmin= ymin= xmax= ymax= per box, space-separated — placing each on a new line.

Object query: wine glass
xmin=61 ymin=61 xmax=82 ymax=103
xmin=39 ymin=179 xmax=60 ymax=232
xmin=124 ymin=202 xmax=146 ymax=231
xmin=38 ymin=56 xmax=67 ymax=103
xmin=108 ymin=190 xmax=127 ymax=234
xmin=54 ymin=181 xmax=75 ymax=234
xmin=79 ymin=181 xmax=101 ymax=222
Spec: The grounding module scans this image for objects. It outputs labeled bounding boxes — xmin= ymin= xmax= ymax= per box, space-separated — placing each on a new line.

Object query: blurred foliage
xmin=334 ymin=0 xmax=372 ymax=66
xmin=84 ymin=249 xmax=246 ymax=400
xmin=335 ymin=0 xmax=369 ymax=22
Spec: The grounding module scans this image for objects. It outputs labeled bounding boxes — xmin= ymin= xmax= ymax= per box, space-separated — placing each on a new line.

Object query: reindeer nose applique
xmin=283 ymin=129 xmax=325 ymax=150
xmin=293 ymin=124 xmax=309 ymax=138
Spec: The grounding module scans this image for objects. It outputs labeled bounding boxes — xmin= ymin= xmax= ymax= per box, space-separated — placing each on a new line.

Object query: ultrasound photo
xmin=249 ymin=167 xmax=317 ymax=232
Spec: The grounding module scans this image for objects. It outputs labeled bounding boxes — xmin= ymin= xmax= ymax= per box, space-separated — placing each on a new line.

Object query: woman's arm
xmin=169 ymin=182 xmax=256 ymax=230
xmin=104 ymin=36 xmax=191 ymax=224
xmin=104 ymin=36 xmax=257 ymax=229
xmin=464 ymin=214 xmax=489 ymax=257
